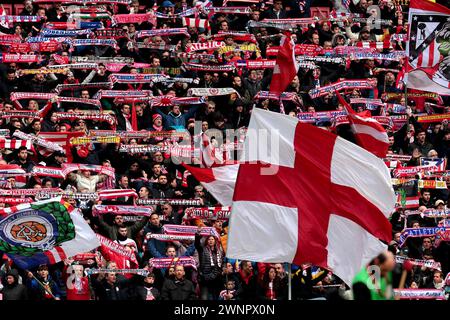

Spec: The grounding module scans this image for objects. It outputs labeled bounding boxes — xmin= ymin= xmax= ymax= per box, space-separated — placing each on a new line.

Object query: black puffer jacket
xmin=195 ymin=234 xmax=223 ymax=282
xmin=160 ymin=278 xmax=197 ymax=300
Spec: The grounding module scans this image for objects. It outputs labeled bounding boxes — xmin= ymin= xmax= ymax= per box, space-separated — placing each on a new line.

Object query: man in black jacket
xmin=151 ymin=174 xmax=175 ymax=199
xmin=96 ymin=214 xmax=149 ymax=241
xmin=236 ymin=260 xmax=258 ymax=300
xmin=0 ymin=269 xmax=28 ymax=300
xmin=93 ymin=272 xmax=126 ymax=300
xmin=263 ymin=0 xmax=287 ymax=20
xmin=161 ymin=265 xmax=197 ymax=300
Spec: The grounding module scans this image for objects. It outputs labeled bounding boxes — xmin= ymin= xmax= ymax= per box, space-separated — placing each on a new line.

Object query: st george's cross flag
xmin=226 ymin=108 xmax=396 ymax=285
xmin=406 ymin=0 xmax=450 ymax=95
xmin=269 ymin=32 xmax=299 ymax=95
xmin=0 ymin=197 xmax=99 ymax=269
xmin=337 ymin=91 xmax=389 ymax=158
xmin=182 ymin=163 xmax=239 ymax=206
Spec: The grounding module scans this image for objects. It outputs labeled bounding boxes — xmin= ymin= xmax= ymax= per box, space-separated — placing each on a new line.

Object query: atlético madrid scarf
xmin=186 ymin=41 xmax=225 ymax=53
xmin=0 ymin=188 xmax=61 ymax=197
xmin=119 ymin=144 xmax=168 ymax=154
xmin=109 ymin=73 xmax=168 ymax=83
xmin=93 ymin=90 xmax=152 ymax=99
xmin=188 ymin=88 xmax=239 ymax=97
xmin=394 ymin=289 xmax=446 ymax=300
xmin=70 ymin=136 xmax=121 ymax=145
xmin=146 ymin=233 xmax=195 ymax=242
xmin=0 ymin=139 xmax=32 ymax=150
xmin=183 ymin=63 xmax=235 ymax=72
xmin=86 ymin=268 xmax=149 ymax=276
xmin=90 ymin=130 xmax=187 ymax=140
xmin=136 ymin=28 xmax=190 ymax=39
xmin=309 ymin=79 xmax=378 ymax=99
xmin=96 ymin=234 xmax=139 ymax=269
xmin=92 ymin=205 xmax=153 ymax=217
xmin=111 ymin=13 xmax=156 ymax=26
xmin=149 ymin=257 xmax=197 ymax=269
xmin=184 ymin=207 xmax=231 ymax=220
xmin=54 ymin=82 xmax=113 ymax=94
xmin=0 ymin=197 xmax=33 ymax=205
xmin=0 ymin=15 xmax=43 ymax=23
xmin=1 ymin=54 xmax=39 ymax=63
xmin=163 ymin=224 xmax=220 ymax=239
xmin=72 ymin=56 xmax=134 ymax=64
xmin=136 ymin=199 xmax=202 ymax=206
xmin=398 ymin=227 xmax=449 ymax=247
xmin=13 ymin=131 xmax=63 ymax=153
xmin=32 ymin=0 xmax=130 ymax=4
xmin=10 ymin=42 xmax=61 ymax=53
xmin=53 ymin=112 xmax=117 ymax=129
xmin=395 ymin=255 xmax=441 ymax=271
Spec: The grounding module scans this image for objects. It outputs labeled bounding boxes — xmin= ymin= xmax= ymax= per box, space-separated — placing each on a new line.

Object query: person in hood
xmin=0 ymin=269 xmax=28 ymax=300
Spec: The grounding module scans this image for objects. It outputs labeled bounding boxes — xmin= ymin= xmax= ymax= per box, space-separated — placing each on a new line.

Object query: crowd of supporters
xmin=0 ymin=0 xmax=449 ymax=300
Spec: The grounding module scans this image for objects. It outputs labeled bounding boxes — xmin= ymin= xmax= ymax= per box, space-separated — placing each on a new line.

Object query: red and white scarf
xmin=184 ymin=207 xmax=231 ymax=221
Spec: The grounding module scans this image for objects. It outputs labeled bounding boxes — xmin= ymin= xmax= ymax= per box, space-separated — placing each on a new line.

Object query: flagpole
xmin=26 ymin=270 xmax=58 ymax=300
xmin=403 ymin=80 xmax=408 ymax=110
xmin=287 ymin=263 xmax=292 ymax=301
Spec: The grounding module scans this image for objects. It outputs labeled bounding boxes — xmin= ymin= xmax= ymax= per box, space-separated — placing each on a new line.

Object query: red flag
xmin=269 ymin=32 xmax=299 ymax=95
xmin=337 ymin=92 xmax=389 ymax=158
xmin=131 ymin=102 xmax=138 ymax=131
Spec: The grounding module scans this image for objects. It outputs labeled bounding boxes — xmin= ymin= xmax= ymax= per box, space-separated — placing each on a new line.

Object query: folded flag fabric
xmin=0 ymin=197 xmax=100 ymax=269
xmin=269 ymin=32 xmax=299 ymax=96
xmin=337 ymin=92 xmax=389 ymax=158
xmin=182 ymin=163 xmax=239 ymax=206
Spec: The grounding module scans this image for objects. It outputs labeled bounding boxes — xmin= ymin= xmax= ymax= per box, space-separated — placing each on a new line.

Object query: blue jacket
xmin=155 ymin=105 xmax=200 ymax=130
xmin=27 ymin=275 xmax=62 ymax=300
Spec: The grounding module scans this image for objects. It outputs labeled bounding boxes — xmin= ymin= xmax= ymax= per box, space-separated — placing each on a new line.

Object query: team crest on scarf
xmin=0 ymin=201 xmax=75 ymax=256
